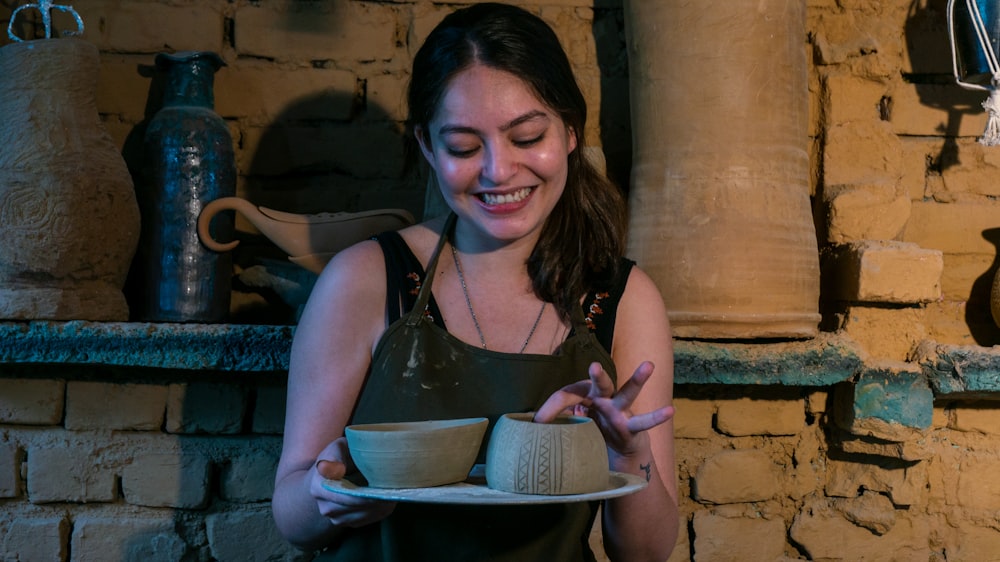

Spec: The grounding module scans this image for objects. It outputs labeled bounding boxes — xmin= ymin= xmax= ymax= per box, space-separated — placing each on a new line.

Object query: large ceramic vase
xmin=0 ymin=38 xmax=140 ymax=321
xmin=624 ymin=0 xmax=821 ymax=339
xmin=135 ymin=51 xmax=235 ymax=323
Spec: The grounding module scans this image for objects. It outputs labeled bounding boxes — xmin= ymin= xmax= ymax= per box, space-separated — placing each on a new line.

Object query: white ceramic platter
xmin=321 ymin=464 xmax=646 ymax=505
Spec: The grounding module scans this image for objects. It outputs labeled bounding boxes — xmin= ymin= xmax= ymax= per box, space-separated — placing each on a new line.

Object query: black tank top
xmin=321 ymin=214 xmax=634 ymax=562
xmin=375 ymin=228 xmax=631 ymax=353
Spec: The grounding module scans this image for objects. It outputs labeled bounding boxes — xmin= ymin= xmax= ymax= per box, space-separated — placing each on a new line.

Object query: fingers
xmin=310 ymin=436 xmax=398 ymax=529
xmin=533 ymin=380 xmax=593 ymax=423
xmin=312 ymin=437 xmax=355 ymax=485
xmin=586 ymin=361 xmax=671 ymax=442
xmin=331 ymin=500 xmax=397 ymax=528
xmin=316 ymin=460 xmax=346 ymax=480
xmin=625 ymin=406 xmax=675 ymax=433
xmin=316 ymin=484 xmax=396 ymax=528
xmin=611 ymin=361 xmax=654 ymax=411
xmin=535 ymin=361 xmax=669 ymax=435
xmin=588 ymin=362 xmax=616 ymax=398
xmin=332 ymin=437 xmax=357 ymax=473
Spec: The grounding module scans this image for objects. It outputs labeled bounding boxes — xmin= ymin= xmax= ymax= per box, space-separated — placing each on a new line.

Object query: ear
xmin=414 ymin=125 xmax=435 ymax=164
xmin=566 ymin=125 xmax=578 ymax=154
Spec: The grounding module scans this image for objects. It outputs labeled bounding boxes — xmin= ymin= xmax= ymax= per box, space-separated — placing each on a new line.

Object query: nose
xmin=480 ymin=143 xmax=516 ymax=186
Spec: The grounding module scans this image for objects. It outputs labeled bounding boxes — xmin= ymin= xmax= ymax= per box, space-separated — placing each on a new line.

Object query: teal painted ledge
xmin=0 ymin=321 xmax=293 ymax=372
xmin=916 ymin=340 xmax=1000 ymax=398
xmin=6 ymin=322 xmax=999 ymax=431
xmin=0 ymin=322 xmax=866 ymax=384
xmin=673 ymin=333 xmax=863 ymax=386
xmin=3 ymin=322 xmax=999 ymax=404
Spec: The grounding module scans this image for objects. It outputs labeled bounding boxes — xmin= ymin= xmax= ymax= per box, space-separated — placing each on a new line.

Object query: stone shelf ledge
xmin=5 ymin=322 xmax=1000 ymax=438
xmin=0 ymin=321 xmax=293 ymax=372
xmin=673 ymin=333 xmax=863 ymax=386
xmin=915 ymin=340 xmax=1000 ymax=399
xmin=0 ymin=322 xmax=864 ymax=386
xmin=1 ymin=323 xmax=999 ymax=405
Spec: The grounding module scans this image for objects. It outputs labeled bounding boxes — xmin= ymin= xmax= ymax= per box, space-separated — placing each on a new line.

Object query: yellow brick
xmin=953 ymin=402 xmax=1000 ymax=434
xmin=673 ymin=397 xmax=715 ymax=439
xmin=904 ymin=201 xmax=1000 ymax=255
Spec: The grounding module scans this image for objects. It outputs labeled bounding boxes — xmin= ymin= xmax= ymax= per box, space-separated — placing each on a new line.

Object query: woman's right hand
xmin=308 ymin=437 xmax=397 ymax=528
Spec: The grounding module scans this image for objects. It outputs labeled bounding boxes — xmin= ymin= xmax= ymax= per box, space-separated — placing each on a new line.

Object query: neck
xmin=448 ymin=237 xmax=535 ymax=298
xmin=450 ymin=240 xmax=548 ymax=353
xmin=448 ymin=216 xmax=541 ymax=265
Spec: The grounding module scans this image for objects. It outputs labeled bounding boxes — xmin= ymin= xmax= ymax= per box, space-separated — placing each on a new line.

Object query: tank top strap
xmin=578 ymin=258 xmax=635 ymax=351
xmin=372 ymin=232 xmax=411 ymax=326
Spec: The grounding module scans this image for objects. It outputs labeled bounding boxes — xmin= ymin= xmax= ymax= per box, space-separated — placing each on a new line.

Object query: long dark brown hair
xmin=407 ymin=2 xmax=627 ymax=319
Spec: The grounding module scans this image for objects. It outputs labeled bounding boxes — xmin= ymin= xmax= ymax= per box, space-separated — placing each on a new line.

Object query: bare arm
xmin=532 ymin=267 xmax=679 ymax=560
xmin=271 ymin=240 xmax=393 ymax=551
xmin=601 ymin=267 xmax=679 ymax=562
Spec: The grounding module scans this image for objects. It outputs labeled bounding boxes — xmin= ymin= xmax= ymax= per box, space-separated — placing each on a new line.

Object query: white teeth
xmin=480 ymin=187 xmax=531 ymax=205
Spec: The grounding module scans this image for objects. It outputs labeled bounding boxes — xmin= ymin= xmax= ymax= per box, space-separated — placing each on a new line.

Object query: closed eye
xmin=513 ymin=134 xmax=544 ymax=148
xmin=446 ymin=146 xmax=480 ymax=158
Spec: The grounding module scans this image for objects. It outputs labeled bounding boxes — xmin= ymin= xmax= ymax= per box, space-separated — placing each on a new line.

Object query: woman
xmin=272 ymin=3 xmax=679 ymax=560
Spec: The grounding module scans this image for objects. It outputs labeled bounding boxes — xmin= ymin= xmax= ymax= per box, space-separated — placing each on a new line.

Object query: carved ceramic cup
xmin=485 ymin=413 xmax=609 ymax=495
xmin=345 ymin=417 xmax=488 ymax=488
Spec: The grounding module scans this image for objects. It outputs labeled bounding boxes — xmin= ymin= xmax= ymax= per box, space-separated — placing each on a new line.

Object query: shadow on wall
xmin=906 ymin=0 xmax=1000 ymax=345
xmin=115 ymin=2 xmax=635 ymax=325
xmin=234 ymin=90 xmax=424 ymax=323
xmin=120 ymin=62 xmax=422 ymax=324
xmin=592 ymin=4 xmax=632 ymax=195
xmin=972 ymin=228 xmax=1000 ymax=344
xmin=905 ymin=0 xmax=992 ymax=171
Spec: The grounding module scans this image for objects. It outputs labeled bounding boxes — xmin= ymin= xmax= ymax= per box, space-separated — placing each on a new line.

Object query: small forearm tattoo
xmin=640 ymin=462 xmax=651 ymax=482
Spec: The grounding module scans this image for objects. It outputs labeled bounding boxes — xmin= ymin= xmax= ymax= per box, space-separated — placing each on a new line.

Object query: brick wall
xmin=3 ymin=0 xmax=1000 ymax=560
xmin=672 ymin=387 xmax=1000 ymax=560
xmin=0 ymin=372 xmax=299 ymax=561
xmin=810 ymin=0 xmax=1000 ymax=352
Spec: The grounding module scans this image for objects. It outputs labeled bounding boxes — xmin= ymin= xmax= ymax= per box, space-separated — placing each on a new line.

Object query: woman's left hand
xmin=534 ymin=361 xmax=674 ymax=458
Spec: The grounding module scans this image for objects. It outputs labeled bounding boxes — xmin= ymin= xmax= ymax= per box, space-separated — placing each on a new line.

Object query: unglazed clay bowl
xmin=345 ymin=417 xmax=488 ymax=488
xmin=485 ymin=413 xmax=609 ymax=495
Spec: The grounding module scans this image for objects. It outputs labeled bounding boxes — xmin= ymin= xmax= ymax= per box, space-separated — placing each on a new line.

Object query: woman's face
xmin=417 ymin=64 xmax=577 ymax=248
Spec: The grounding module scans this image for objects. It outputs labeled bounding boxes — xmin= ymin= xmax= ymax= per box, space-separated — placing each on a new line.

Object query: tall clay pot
xmin=624 ymin=0 xmax=821 ymax=339
xmin=0 ymin=38 xmax=140 ymax=321
xmin=134 ymin=51 xmax=235 ymax=323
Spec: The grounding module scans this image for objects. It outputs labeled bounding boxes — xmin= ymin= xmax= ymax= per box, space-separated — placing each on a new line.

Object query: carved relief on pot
xmin=0 ymin=36 xmax=140 ymax=321
xmin=485 ymin=413 xmax=608 ymax=495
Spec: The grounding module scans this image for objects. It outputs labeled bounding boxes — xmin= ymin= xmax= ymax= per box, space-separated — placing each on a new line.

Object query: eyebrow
xmin=437 ymin=110 xmax=549 ymax=136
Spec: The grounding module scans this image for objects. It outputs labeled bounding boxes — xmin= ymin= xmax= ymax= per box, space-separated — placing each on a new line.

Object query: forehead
xmin=431 ymin=65 xmax=552 ymax=126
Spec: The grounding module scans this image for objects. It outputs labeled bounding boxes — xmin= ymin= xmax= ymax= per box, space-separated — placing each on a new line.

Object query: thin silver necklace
xmin=451 ymin=243 xmax=546 ymax=353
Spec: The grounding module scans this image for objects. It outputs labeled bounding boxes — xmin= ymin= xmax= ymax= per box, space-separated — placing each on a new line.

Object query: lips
xmin=479 ymin=187 xmax=533 ymax=205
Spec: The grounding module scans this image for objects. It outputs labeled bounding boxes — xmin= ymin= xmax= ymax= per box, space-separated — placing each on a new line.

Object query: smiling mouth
xmin=479 ymin=187 xmax=533 ymax=205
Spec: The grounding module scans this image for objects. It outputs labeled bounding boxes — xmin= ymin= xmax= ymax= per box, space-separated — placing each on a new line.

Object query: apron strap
xmin=407 ymin=212 xmax=457 ymax=327
xmin=568 ymin=300 xmax=592 ymax=335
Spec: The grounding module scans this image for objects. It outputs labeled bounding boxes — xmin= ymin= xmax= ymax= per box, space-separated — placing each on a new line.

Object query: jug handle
xmin=198 ymin=196 xmax=258 ymax=252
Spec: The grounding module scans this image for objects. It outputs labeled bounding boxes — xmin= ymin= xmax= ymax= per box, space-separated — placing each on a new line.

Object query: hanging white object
xmin=6 ymin=1 xmax=84 ymax=42
xmin=948 ymin=0 xmax=1000 ymax=145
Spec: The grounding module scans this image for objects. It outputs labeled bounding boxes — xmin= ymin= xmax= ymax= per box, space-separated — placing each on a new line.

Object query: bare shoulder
xmin=307 ymin=240 xmax=385 ymax=307
xmin=613 ymin=264 xmax=673 ymax=377
xmin=395 ymin=215 xmax=449 ymax=264
xmin=620 ymin=265 xmax=668 ymax=317
xmin=301 ymin=219 xmax=444 ymax=326
xmin=310 ymin=218 xmax=443 ymax=294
